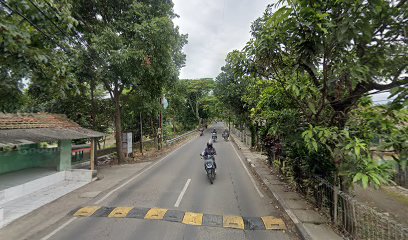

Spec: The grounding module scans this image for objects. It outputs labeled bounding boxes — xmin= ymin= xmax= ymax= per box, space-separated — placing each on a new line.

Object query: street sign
xmin=122 ymin=132 xmax=133 ymax=155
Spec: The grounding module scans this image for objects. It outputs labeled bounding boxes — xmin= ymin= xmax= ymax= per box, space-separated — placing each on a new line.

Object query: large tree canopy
xmin=216 ymin=0 xmax=408 ymax=190
xmin=0 ymin=0 xmax=78 ymax=112
xmin=248 ymin=0 xmax=407 ymax=126
xmin=72 ymin=0 xmax=187 ymax=163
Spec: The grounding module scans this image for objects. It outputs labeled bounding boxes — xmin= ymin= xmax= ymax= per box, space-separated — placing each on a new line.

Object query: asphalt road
xmin=40 ymin=123 xmax=297 ymax=240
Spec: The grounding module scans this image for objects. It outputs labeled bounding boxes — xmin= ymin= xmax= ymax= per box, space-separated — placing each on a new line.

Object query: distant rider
xmin=222 ymin=129 xmax=229 ymax=138
xmin=211 ymin=128 xmax=217 ymax=140
xmin=203 ymin=140 xmax=217 ymax=170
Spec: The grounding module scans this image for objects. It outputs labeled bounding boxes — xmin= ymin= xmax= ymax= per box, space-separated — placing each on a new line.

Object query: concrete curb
xmin=229 ymin=134 xmax=313 ymax=240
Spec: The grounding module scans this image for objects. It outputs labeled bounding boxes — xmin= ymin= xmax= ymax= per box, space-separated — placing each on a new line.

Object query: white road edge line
xmin=40 ymin=217 xmax=77 ymax=240
xmin=40 ymin=137 xmax=195 ymax=240
xmin=174 ymin=178 xmax=191 ymax=207
xmin=230 ymin=142 xmax=265 ymax=198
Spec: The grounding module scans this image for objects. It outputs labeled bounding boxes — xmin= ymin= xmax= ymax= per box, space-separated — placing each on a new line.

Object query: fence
xmin=165 ymin=129 xmax=197 ymax=146
xmin=231 ymin=127 xmax=252 ymax=148
xmin=307 ymin=176 xmax=408 ymax=240
xmin=231 ymin=126 xmax=408 ymax=239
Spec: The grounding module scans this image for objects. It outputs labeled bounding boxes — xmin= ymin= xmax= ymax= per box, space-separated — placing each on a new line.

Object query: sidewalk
xmin=0 ymin=162 xmax=151 ymax=240
xmin=230 ymin=133 xmax=343 ymax=240
xmin=0 ymin=132 xmax=196 ymax=240
xmin=0 ymin=169 xmax=93 ymax=229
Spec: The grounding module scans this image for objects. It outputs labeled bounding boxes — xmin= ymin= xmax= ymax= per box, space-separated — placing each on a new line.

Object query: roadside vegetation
xmin=215 ymin=0 xmax=407 ymax=192
xmin=1 ymin=0 xmax=219 ymax=163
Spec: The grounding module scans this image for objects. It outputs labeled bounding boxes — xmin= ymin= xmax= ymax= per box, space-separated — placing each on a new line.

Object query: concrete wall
xmin=0 ymin=144 xmax=59 ymax=174
xmin=0 ymin=169 xmax=92 ymax=205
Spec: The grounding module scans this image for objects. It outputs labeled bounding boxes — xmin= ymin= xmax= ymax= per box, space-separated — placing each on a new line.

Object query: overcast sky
xmin=172 ymin=0 xmax=270 ymax=80
xmin=172 ymin=0 xmax=392 ymax=103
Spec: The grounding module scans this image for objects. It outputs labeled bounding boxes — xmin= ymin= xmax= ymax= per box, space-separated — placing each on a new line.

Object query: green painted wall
xmin=57 ymin=140 xmax=72 ymax=171
xmin=0 ymin=144 xmax=60 ymax=174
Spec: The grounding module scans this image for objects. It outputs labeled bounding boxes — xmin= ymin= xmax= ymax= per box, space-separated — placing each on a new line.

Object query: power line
xmin=42 ymin=0 xmax=91 ymax=49
xmin=27 ymin=0 xmax=71 ymax=41
xmin=0 ymin=0 xmax=70 ymax=53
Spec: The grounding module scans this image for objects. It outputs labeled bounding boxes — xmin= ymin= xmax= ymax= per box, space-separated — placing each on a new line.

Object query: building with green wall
xmin=0 ymin=113 xmax=104 ymax=175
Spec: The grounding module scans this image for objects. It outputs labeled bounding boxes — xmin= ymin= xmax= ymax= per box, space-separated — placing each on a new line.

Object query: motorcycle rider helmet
xmin=207 ymin=140 xmax=213 ymax=148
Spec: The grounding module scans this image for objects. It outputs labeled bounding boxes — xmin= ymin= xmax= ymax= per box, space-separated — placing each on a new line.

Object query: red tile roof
xmin=0 ymin=113 xmax=79 ymax=130
xmin=0 ymin=113 xmax=104 ymax=145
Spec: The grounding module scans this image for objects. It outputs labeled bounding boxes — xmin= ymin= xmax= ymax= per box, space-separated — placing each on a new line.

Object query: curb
xmin=229 ymin=134 xmax=313 ymax=240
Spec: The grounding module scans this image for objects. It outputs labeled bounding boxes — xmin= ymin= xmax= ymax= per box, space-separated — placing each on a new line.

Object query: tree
xmin=0 ymin=0 xmax=78 ymax=112
xmin=179 ymin=78 xmax=215 ymax=125
xmin=242 ymin=0 xmax=407 ymax=189
xmin=72 ymin=0 xmax=186 ymax=163
xmin=248 ymin=0 xmax=407 ymax=128
xmin=214 ymin=51 xmax=250 ymax=123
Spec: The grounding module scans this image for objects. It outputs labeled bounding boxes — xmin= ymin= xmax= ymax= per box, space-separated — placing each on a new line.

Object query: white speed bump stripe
xmin=73 ymin=206 xmax=287 ymax=230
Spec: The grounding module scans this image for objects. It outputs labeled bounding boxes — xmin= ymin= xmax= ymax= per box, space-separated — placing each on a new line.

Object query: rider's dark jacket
xmin=203 ymin=147 xmax=216 ymax=157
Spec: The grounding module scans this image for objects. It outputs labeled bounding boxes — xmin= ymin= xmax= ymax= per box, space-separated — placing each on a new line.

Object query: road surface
xmin=38 ymin=123 xmax=297 ymax=240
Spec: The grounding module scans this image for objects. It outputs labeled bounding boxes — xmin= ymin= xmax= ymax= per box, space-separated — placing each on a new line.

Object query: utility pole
xmin=139 ymin=112 xmax=143 ymax=155
xmin=90 ymin=138 xmax=95 ymax=171
xmin=158 ymin=97 xmax=163 ymax=150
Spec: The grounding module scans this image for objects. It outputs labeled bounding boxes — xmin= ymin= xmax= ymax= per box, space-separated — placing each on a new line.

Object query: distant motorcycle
xmin=199 ymin=129 xmax=204 ymax=136
xmin=212 ymin=132 xmax=217 ymax=142
xmin=201 ymin=152 xmax=216 ymax=184
xmin=222 ymin=132 xmax=229 ymax=141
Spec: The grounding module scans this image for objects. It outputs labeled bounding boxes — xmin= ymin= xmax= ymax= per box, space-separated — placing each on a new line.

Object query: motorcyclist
xmin=203 ymin=140 xmax=217 ymax=170
xmin=222 ymin=129 xmax=229 ymax=138
xmin=211 ymin=128 xmax=217 ymax=140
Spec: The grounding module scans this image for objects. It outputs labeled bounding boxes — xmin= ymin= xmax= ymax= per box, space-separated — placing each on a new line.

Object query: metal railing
xmin=305 ymin=176 xmax=408 ymax=240
xmin=165 ymin=129 xmax=197 ymax=146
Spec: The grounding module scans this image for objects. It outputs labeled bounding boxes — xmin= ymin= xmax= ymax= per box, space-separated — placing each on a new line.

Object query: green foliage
xmin=216 ymin=0 xmax=407 ymax=190
xmin=165 ymin=78 xmax=216 ymax=130
xmin=1 ymin=0 xmax=78 ymax=112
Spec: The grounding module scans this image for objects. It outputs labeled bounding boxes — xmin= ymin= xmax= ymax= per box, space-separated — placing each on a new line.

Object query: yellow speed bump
xmin=74 ymin=206 xmax=101 ymax=217
xmin=223 ymin=215 xmax=245 ymax=229
xmin=182 ymin=212 xmax=203 ymax=226
xmin=261 ymin=216 xmax=287 ymax=230
xmin=144 ymin=208 xmax=168 ymax=220
xmin=108 ymin=207 xmax=133 ymax=218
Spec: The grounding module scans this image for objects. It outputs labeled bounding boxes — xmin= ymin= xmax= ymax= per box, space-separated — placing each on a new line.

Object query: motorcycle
xmin=201 ymin=152 xmax=216 ymax=184
xmin=212 ymin=132 xmax=217 ymax=142
xmin=222 ymin=132 xmax=229 ymax=141
xmin=199 ymin=129 xmax=204 ymax=136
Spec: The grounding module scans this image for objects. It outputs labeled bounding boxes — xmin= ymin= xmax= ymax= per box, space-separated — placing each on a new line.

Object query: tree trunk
xmin=114 ymin=95 xmax=124 ymax=164
xmin=195 ymin=100 xmax=200 ymax=125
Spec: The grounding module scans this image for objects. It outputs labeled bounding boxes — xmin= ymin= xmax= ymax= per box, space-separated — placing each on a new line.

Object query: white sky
xmin=172 ymin=0 xmax=270 ymax=80
xmin=171 ymin=0 xmax=393 ymax=103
